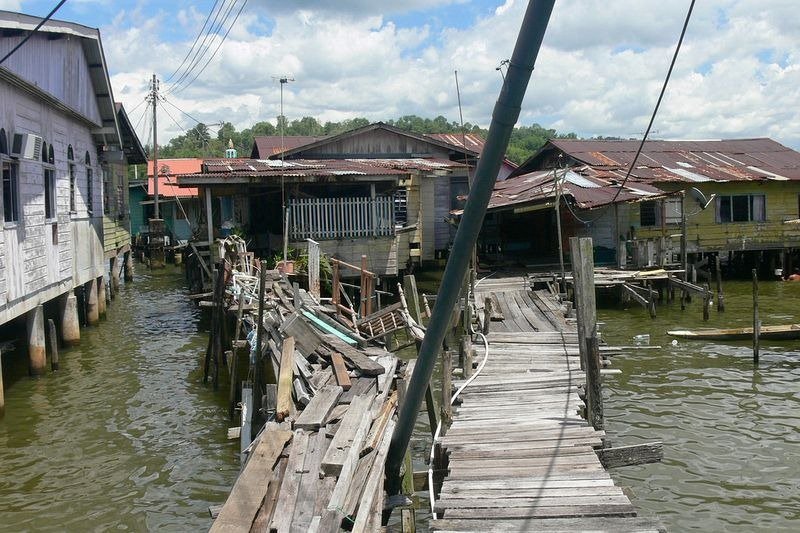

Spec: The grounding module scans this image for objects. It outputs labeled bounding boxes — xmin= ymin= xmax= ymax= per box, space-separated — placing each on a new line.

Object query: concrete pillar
xmin=124 ymin=251 xmax=134 ymax=282
xmin=97 ymin=276 xmax=107 ymax=318
xmin=27 ymin=305 xmax=46 ymax=376
xmin=110 ymin=256 xmax=120 ymax=298
xmin=60 ymin=291 xmax=80 ymax=346
xmin=86 ymin=278 xmax=99 ymax=326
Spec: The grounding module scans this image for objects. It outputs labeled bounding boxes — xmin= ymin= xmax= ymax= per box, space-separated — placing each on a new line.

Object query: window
xmin=664 ymin=197 xmax=683 ymax=224
xmin=0 ymin=129 xmax=7 ymax=155
xmin=69 ymin=163 xmax=76 ymax=212
xmin=2 ymin=160 xmax=19 ymax=222
xmin=44 ymin=168 xmax=56 ymax=220
xmin=716 ymin=194 xmax=766 ymax=223
xmin=103 ymin=167 xmax=110 ymax=215
xmin=640 ymin=201 xmax=657 ymax=227
xmin=85 ymin=151 xmax=93 ymax=214
xmin=394 ymin=187 xmax=408 ymax=226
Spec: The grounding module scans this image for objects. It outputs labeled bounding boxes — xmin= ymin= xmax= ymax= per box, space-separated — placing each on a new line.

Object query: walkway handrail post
xmin=385 ymin=0 xmax=556 ymax=496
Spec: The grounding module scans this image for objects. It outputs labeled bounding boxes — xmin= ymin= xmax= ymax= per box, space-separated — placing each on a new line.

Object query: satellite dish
xmin=687 ymin=186 xmax=715 ymax=210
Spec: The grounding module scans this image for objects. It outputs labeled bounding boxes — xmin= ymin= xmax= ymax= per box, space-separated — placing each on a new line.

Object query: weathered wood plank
xmin=430 ymin=516 xmax=666 ymax=532
xmin=321 ymin=395 xmax=372 ymax=476
xmin=276 ymin=337 xmax=295 ymax=421
xmin=269 ymin=430 xmax=310 ymax=533
xmin=597 ymin=442 xmax=664 ymax=468
xmin=294 ymin=385 xmax=343 ymax=431
xmin=209 ymin=430 xmax=292 ymax=532
xmin=330 ymin=351 xmax=352 ymax=391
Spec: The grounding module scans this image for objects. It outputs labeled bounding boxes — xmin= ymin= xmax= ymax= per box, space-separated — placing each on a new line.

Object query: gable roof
xmin=276 ymin=122 xmax=480 ymax=159
xmin=251 ymin=135 xmax=324 ymax=158
xmin=516 ymin=138 xmax=800 ymax=183
xmin=0 ymin=10 xmax=121 ymax=149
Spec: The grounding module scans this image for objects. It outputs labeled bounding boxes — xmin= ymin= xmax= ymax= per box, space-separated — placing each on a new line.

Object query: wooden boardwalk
xmin=431 ymin=276 xmax=664 ymax=532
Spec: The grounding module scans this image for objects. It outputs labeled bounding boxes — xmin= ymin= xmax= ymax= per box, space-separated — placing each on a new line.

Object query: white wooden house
xmin=0 ymin=11 xmax=142 ymax=375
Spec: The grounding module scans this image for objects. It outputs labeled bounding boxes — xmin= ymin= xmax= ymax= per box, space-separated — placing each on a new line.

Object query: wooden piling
xmin=85 ymin=278 xmax=99 ymax=326
xmin=703 ymin=284 xmax=711 ymax=322
xmin=59 ymin=291 xmax=80 ymax=346
xmin=0 ymin=350 xmax=5 ymax=418
xmin=123 ymin=250 xmax=134 ymax=282
xmin=461 ymin=336 xmax=473 ymax=378
xmin=482 ymin=296 xmax=492 ymax=335
xmin=441 ymin=349 xmax=453 ymax=433
xmin=27 ymin=305 xmax=46 ymax=376
xmin=97 ymin=276 xmax=107 ymax=318
xmin=716 ymin=255 xmax=725 ymax=312
xmin=585 ymin=331 xmax=604 ymax=430
xmin=753 ymin=268 xmax=760 ymax=364
xmin=403 ymin=275 xmax=422 ymax=323
xmin=47 ymin=319 xmax=59 ymax=371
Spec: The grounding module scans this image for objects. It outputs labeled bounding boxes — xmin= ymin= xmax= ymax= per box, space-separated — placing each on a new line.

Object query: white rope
xmin=428 ymin=331 xmax=490 ymax=519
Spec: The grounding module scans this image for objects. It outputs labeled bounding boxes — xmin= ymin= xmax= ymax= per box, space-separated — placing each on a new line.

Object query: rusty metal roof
xmin=250 ymin=136 xmax=324 ymax=158
xmin=539 ymin=138 xmax=800 ymax=182
xmin=484 ymin=167 xmax=666 ymax=213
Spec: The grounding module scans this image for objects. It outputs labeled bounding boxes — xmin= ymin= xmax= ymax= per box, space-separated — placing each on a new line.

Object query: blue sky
xmin=2 ymin=0 xmax=798 ymax=151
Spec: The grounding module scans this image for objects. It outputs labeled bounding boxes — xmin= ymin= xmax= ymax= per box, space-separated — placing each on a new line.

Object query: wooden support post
xmin=482 ymin=296 xmax=492 ymax=335
xmin=85 ymin=278 xmax=99 ymax=326
xmin=584 ymin=331 xmax=604 ymax=430
xmin=123 ymin=250 xmax=133 ymax=282
xmin=228 ymin=295 xmax=245 ymax=420
xmin=109 ymin=257 xmax=118 ymax=298
xmin=47 ymin=319 xmax=59 ymax=371
xmin=646 ymin=281 xmax=656 ymax=319
xmin=753 ymin=268 xmax=760 ymax=364
xmin=332 ymin=260 xmax=340 ymax=312
xmin=461 ymin=335 xmax=473 ymax=378
xmin=27 ymin=305 xmax=46 ymax=376
xmin=276 ymin=337 xmax=295 ymax=421
xmin=424 ymin=385 xmax=438 ymax=438
xmin=97 ymin=276 xmax=107 ymax=319
xmin=306 ymin=238 xmax=321 ymax=300
xmin=716 ymin=255 xmax=725 ymax=312
xmin=205 ymin=187 xmax=214 ymax=253
xmin=59 ymin=291 xmax=80 ymax=346
xmin=0 ymin=350 xmax=5 ymax=418
xmin=703 ymin=284 xmax=711 ymax=322
xmin=440 ymin=349 xmax=452 ymax=435
xmin=569 ymin=237 xmax=596 ymax=374
xmin=403 ymin=275 xmax=422 ymax=324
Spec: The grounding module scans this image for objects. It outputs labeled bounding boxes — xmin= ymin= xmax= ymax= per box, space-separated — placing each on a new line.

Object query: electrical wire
xmin=0 ymin=0 xmax=68 ymax=65
xmin=160 ymin=101 xmax=188 ymax=135
xmin=165 ymin=0 xmax=222 ymax=82
xmin=162 ymin=97 xmax=206 ymax=126
xmin=554 ymin=0 xmax=695 ymax=227
xmin=125 ymin=96 xmax=148 ymax=118
xmin=166 ymin=0 xmax=234 ymax=92
xmin=170 ymin=0 xmax=249 ymax=96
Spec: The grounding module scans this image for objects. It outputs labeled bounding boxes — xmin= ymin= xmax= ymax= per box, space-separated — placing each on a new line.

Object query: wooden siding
xmin=291 ymin=236 xmax=399 ymax=277
xmin=635 ymin=182 xmax=800 ymax=252
xmin=0 ymin=76 xmax=104 ymax=325
xmin=294 ymin=129 xmax=453 ymax=158
xmin=434 ymin=175 xmax=451 ymax=251
xmin=289 ymin=196 xmax=395 ymax=240
xmin=419 ymin=176 xmax=436 ymax=261
xmin=103 ymin=161 xmax=131 ymax=256
xmin=0 ymin=33 xmax=102 ymax=125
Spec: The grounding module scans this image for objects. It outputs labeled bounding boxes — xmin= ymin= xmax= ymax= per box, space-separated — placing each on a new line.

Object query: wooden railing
xmin=289 ymin=196 xmax=394 ymax=240
xmin=331 ymin=256 xmax=376 ymax=326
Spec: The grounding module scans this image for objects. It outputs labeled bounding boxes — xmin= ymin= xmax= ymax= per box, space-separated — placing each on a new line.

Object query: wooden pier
xmin=431 ymin=275 xmax=664 ymax=531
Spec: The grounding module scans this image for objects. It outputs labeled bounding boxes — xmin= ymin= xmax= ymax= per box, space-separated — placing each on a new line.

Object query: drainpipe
xmin=385 ymin=0 xmax=556 ymax=494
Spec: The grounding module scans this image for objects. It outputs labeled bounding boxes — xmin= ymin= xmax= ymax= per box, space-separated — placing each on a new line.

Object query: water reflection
xmin=0 ymin=266 xmax=239 ymax=532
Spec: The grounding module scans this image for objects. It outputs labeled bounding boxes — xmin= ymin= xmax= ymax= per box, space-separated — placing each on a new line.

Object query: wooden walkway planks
xmin=432 ymin=277 xmax=664 ymax=532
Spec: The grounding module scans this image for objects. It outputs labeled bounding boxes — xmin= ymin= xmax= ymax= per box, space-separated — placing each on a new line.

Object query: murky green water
xmin=600 ymin=280 xmax=800 ymax=532
xmin=0 ymin=266 xmax=239 ymax=532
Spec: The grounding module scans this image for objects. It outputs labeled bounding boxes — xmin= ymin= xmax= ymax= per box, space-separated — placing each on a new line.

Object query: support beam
xmin=59 ymin=291 xmax=80 ymax=346
xmin=47 ymin=319 xmax=59 ymax=371
xmin=123 ymin=251 xmax=134 ymax=282
xmin=86 ymin=278 xmax=99 ymax=326
xmin=27 ymin=305 xmax=46 ymax=376
xmin=97 ymin=276 xmax=107 ymax=318
xmin=110 ymin=256 xmax=120 ymax=296
xmin=205 ymin=187 xmax=214 ymax=252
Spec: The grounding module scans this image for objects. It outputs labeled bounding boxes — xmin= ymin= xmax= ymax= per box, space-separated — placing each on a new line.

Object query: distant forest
xmin=149 ymin=114 xmax=581 ymax=165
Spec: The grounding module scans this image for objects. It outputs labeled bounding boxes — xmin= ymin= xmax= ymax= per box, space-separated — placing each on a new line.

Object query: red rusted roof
xmin=541 ymin=138 xmax=800 ymax=182
xmin=146 ymin=158 xmax=201 ymax=197
xmin=425 ymin=133 xmax=486 ymax=153
xmin=251 ymin=136 xmax=324 ymax=158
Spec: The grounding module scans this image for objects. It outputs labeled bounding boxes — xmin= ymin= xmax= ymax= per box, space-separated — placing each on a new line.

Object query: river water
xmin=0 ymin=266 xmax=239 ymax=532
xmin=600 ymin=280 xmax=800 ymax=532
xmin=1 ymin=269 xmax=797 ymax=532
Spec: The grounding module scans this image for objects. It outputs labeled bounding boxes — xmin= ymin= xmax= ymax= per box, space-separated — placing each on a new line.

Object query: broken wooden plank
xmin=330 ymin=351 xmax=352 ymax=391
xmin=597 ymin=442 xmax=663 ymax=468
xmin=269 ymin=430 xmax=310 ymax=533
xmin=209 ymin=429 xmax=292 ymax=532
xmin=294 ymin=385 xmax=344 ymax=430
xmin=321 ymin=395 xmax=373 ymax=476
xmin=321 ymin=334 xmax=385 ymax=376
xmin=276 ymin=337 xmax=295 ymax=421
xmin=361 ymin=390 xmax=398 ymax=457
xmin=351 ymin=420 xmax=395 ymax=532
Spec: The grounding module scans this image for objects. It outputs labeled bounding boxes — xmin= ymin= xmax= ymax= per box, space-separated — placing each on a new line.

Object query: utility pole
xmin=151 ymin=74 xmax=160 ymax=219
xmin=148 ymin=73 xmax=165 ymax=268
xmin=278 ymin=76 xmax=294 ymax=266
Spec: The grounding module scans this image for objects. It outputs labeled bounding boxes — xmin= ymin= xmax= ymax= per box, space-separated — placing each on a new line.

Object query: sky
xmin=1 ymin=0 xmax=799 ymax=152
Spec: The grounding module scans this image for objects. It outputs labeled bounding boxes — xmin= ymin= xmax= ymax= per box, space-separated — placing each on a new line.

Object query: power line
xmin=161 ymin=97 xmax=206 ymax=126
xmin=167 ymin=0 xmax=240 ymax=94
xmin=0 ymin=0 xmax=69 ymax=65
xmin=170 ymin=0 xmax=248 ymax=95
xmin=125 ymin=96 xmax=148 ymax=117
xmin=165 ymin=0 xmax=222 ymax=82
xmin=559 ymin=0 xmax=696 ymax=227
xmin=160 ymin=101 xmax=188 ymax=135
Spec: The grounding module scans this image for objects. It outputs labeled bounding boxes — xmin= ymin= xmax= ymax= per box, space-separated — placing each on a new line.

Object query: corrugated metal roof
xmin=543 ymin=138 xmax=800 ymax=182
xmin=251 ymin=136 xmax=324 ymax=158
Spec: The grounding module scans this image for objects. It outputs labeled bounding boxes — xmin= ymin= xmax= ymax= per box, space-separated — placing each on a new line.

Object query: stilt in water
xmin=47 ymin=319 xmax=59 ymax=371
xmin=86 ymin=278 xmax=99 ymax=326
xmin=0 ymin=350 xmax=5 ymax=418
xmin=753 ymin=269 xmax=760 ymax=364
xmin=59 ymin=291 xmax=80 ymax=346
xmin=109 ymin=256 xmax=119 ymax=298
xmin=97 ymin=276 xmax=107 ymax=319
xmin=124 ymin=251 xmax=134 ymax=282
xmin=716 ymin=255 xmax=725 ymax=312
xmin=27 ymin=305 xmax=46 ymax=376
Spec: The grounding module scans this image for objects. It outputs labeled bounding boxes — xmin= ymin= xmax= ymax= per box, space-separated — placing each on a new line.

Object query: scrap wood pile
xmin=207 ymin=240 xmax=410 ymax=532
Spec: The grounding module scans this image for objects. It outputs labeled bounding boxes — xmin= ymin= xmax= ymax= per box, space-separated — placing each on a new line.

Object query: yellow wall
xmin=634 ymin=182 xmax=800 ymax=252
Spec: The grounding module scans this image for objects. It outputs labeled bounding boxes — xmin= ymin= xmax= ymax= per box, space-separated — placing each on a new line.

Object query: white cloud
xmin=0 ymin=0 xmax=22 ymax=10
xmin=99 ymin=1 xmax=800 ymax=153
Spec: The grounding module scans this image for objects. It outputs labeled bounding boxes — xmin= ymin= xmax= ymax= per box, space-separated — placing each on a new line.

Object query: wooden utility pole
xmin=149 ymin=74 xmax=165 ymax=267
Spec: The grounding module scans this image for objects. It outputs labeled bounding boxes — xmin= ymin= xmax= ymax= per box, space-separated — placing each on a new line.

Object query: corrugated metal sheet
xmin=251 ymin=136 xmax=324 ymax=158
